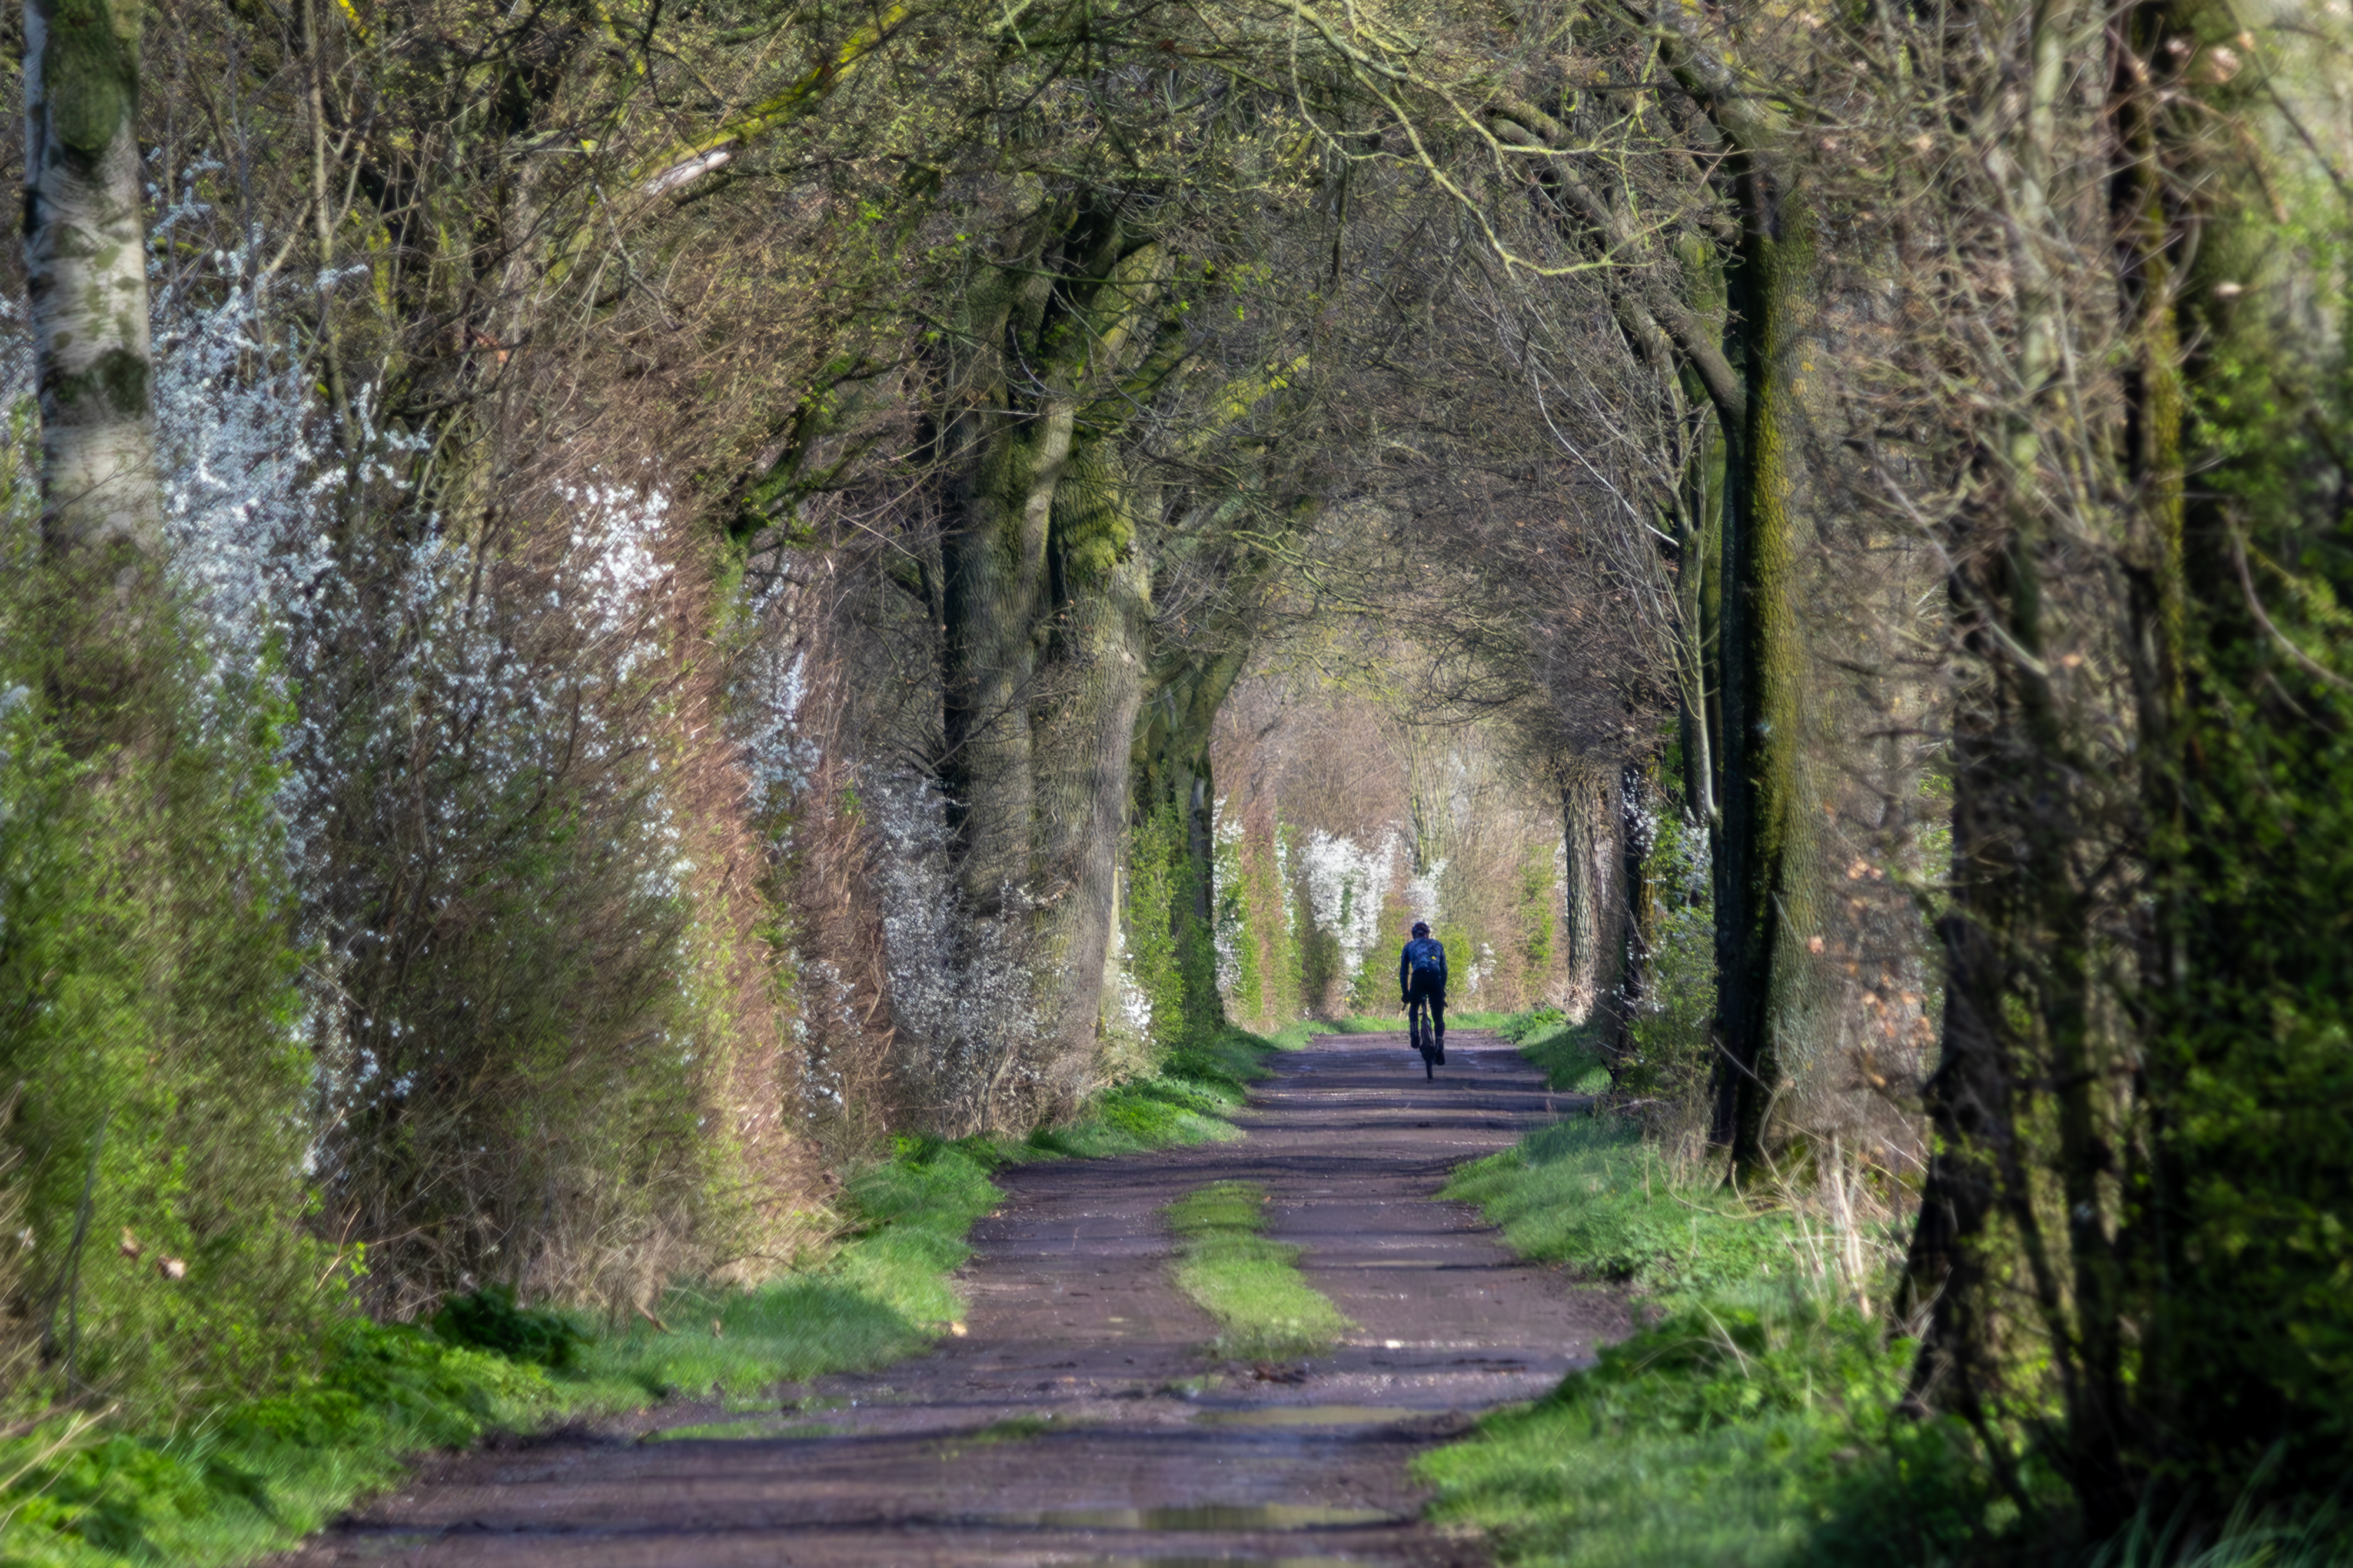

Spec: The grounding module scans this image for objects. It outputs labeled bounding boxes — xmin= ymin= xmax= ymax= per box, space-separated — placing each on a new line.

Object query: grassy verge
xmin=1413 ymin=1011 xmax=2000 ymax=1567
xmin=0 ymin=1024 xmax=1298 ymax=1568
xmin=1491 ymin=1008 xmax=1612 ymax=1094
xmin=1441 ymin=1118 xmax=1792 ymax=1306
xmin=1165 ymin=1180 xmax=1352 ymax=1360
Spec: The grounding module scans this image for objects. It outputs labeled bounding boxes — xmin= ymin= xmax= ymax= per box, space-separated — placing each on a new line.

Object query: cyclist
xmin=1399 ymin=922 xmax=1448 ymax=1078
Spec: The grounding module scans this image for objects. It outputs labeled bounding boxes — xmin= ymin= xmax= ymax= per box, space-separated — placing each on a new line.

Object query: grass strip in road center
xmin=1165 ymin=1181 xmax=1352 ymax=1360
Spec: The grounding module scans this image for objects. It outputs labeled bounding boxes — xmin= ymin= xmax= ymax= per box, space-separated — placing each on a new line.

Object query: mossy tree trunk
xmin=936 ymin=198 xmax=1174 ymax=1104
xmin=1131 ymin=638 xmax=1250 ymax=1049
xmin=1645 ymin=14 xmax=1820 ymax=1179
xmin=25 ymin=0 xmax=162 ymax=713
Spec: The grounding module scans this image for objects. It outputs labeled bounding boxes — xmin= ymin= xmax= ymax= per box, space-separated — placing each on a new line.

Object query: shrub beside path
xmin=280 ymin=1031 xmax=1623 ymax=1566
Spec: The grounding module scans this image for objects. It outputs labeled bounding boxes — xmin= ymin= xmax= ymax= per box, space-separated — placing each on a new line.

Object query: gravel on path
xmin=280 ymin=1031 xmax=1624 ymax=1567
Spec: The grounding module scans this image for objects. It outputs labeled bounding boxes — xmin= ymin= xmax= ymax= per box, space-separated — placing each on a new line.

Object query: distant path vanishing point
xmin=282 ymin=1030 xmax=1624 ymax=1567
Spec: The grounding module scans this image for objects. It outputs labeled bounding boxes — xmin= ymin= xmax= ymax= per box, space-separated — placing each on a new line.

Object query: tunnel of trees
xmin=1 ymin=0 xmax=2350 ymax=1555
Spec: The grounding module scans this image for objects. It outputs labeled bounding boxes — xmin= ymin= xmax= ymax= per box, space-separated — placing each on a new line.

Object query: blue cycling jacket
xmin=1400 ymin=936 xmax=1448 ymax=994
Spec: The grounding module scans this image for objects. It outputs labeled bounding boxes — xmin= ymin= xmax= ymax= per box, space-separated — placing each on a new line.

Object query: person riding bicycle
xmin=1399 ymin=922 xmax=1448 ymax=1074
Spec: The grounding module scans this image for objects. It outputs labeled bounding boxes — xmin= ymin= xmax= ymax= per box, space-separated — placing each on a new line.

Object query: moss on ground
xmin=0 ymin=1025 xmax=1292 ymax=1567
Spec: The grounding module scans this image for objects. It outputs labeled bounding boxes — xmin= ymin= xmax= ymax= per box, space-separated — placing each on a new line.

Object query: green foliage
xmin=0 ymin=1321 xmax=551 ymax=1566
xmin=1214 ymin=818 xmax=1263 ymax=1021
xmin=0 ymin=450 xmax=329 ymax=1421
xmin=1125 ymin=806 xmax=1225 ymax=1053
xmin=1165 ymin=1180 xmax=1352 ymax=1359
xmin=1443 ymin=1114 xmax=1789 ymax=1304
xmin=1415 ymin=1289 xmax=1996 ymax=1568
xmin=1517 ymin=851 xmax=1558 ymax=974
xmin=431 ymin=1287 xmax=586 ymax=1370
xmin=1126 ymin=807 xmax=1189 ymax=1046
xmin=1346 ymin=891 xmax=1415 ymax=1013
xmin=2138 ymin=203 xmax=2353 ymax=1509
xmin=1425 ymin=1023 xmax=2029 ymax=1567
xmin=1499 ymin=1009 xmax=1614 ymax=1094
xmin=1270 ymin=827 xmax=1306 ymax=1021
xmin=1620 ymin=809 xmax=1717 ymax=1121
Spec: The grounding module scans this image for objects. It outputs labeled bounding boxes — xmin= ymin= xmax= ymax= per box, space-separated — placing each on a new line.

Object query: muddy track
xmin=283 ymin=1031 xmax=1622 ymax=1566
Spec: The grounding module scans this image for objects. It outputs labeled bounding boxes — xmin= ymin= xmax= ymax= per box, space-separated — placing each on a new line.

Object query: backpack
xmin=1407 ymin=937 xmax=1445 ymax=980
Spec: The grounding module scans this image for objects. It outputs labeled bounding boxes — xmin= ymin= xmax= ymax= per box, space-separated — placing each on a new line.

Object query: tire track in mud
xmin=282 ymin=1031 xmax=1623 ymax=1567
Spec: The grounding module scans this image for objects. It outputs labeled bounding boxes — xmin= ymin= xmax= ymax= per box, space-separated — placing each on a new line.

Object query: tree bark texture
xmin=25 ymin=0 xmax=165 ymax=730
xmin=1132 ymin=637 xmax=1249 ymax=1046
xmin=1611 ymin=760 xmax=1658 ymax=1056
xmin=1560 ymin=764 xmax=1620 ymax=1024
xmin=1709 ymin=166 xmax=1818 ymax=1177
xmin=25 ymin=0 xmax=159 ymax=561
xmin=1632 ymin=6 xmax=1822 ymax=1176
xmin=936 ymin=201 xmax=1172 ymax=1103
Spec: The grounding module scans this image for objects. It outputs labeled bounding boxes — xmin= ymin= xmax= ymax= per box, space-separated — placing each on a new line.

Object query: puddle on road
xmin=1191 ymin=1405 xmax=1419 ymax=1427
xmin=1031 ymin=1502 xmax=1400 ymax=1529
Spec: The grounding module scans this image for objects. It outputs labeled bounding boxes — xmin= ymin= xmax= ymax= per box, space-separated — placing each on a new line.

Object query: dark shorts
xmin=1406 ymin=983 xmax=1446 ymax=1036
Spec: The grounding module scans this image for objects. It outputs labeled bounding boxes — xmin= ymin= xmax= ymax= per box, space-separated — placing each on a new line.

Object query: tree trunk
xmin=1560 ymin=764 xmax=1618 ymax=1025
xmin=25 ymin=0 xmax=163 ymax=716
xmin=934 ymin=202 xmax=1174 ymax=1109
xmin=1132 ymin=635 xmax=1250 ymax=1048
xmin=1709 ymin=174 xmax=1816 ymax=1178
xmin=1028 ymin=437 xmax=1155 ymax=1089
xmin=1613 ymin=760 xmax=1658 ymax=1056
xmin=1896 ymin=0 xmax=2125 ymax=1515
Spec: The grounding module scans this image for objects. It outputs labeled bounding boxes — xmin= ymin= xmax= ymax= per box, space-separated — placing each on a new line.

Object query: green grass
xmin=1494 ymin=1008 xmax=1613 ymax=1094
xmin=0 ymin=1025 xmax=1291 ymax=1568
xmin=1165 ymin=1180 xmax=1353 ymax=1360
xmin=1441 ymin=1116 xmax=1792 ymax=1306
xmin=1413 ymin=1010 xmax=2002 ymax=1567
xmin=1415 ymin=1293 xmax=1985 ymax=1567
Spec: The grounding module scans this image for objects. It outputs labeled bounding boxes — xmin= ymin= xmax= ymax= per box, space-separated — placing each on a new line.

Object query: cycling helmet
xmin=1411 ymin=921 xmax=1431 ymax=937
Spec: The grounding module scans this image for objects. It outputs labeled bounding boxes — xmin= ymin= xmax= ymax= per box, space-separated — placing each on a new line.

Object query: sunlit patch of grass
xmin=1165 ymin=1181 xmax=1352 ymax=1360
xmin=1442 ymin=1116 xmax=1788 ymax=1304
xmin=1495 ymin=1008 xmax=1613 ymax=1094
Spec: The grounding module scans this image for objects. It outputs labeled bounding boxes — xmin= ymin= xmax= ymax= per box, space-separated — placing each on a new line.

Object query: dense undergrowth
xmin=0 ymin=1026 xmax=1288 ymax=1567
xmin=1419 ymin=1014 xmax=2351 ymax=1567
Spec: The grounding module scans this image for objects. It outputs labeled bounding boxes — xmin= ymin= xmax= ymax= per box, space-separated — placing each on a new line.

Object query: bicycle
xmin=1406 ymin=993 xmax=1439 ymax=1079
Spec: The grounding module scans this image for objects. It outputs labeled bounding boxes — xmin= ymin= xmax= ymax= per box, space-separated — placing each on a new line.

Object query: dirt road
xmin=284 ymin=1030 xmax=1620 ymax=1566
